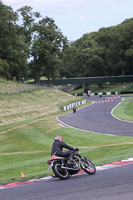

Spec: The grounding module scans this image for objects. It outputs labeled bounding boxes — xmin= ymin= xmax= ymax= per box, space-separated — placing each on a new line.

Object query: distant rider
xmin=73 ymin=105 xmax=76 ymax=113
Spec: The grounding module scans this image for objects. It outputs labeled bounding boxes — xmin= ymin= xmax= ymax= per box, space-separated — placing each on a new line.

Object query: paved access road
xmin=1 ymin=164 xmax=133 ymax=200
xmin=58 ymin=96 xmax=133 ymax=136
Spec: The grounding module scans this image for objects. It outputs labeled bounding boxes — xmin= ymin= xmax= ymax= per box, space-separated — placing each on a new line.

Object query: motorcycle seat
xmin=50 ymin=155 xmax=65 ymax=160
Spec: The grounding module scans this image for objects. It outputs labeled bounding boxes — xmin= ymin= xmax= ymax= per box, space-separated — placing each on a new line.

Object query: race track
xmin=58 ymin=96 xmax=133 ymax=136
xmin=1 ymin=95 xmax=133 ymax=200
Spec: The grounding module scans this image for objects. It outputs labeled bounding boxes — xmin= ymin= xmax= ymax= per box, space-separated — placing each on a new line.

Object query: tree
xmin=0 ymin=2 xmax=17 ymax=78
xmin=0 ymin=58 xmax=9 ymax=80
xmin=63 ymin=34 xmax=105 ymax=78
xmin=30 ymin=17 xmax=68 ymax=82
xmin=63 ymin=18 xmax=133 ymax=78
xmin=60 ymin=43 xmax=77 ymax=78
xmin=0 ymin=2 xmax=29 ymax=81
xmin=17 ymin=6 xmax=41 ymax=52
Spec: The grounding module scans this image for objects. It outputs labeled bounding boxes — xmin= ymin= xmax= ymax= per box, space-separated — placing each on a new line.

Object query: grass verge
xmin=113 ymin=97 xmax=133 ymax=122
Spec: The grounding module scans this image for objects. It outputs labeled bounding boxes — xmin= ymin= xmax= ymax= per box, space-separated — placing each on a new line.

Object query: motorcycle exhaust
xmin=61 ymin=166 xmax=79 ymax=171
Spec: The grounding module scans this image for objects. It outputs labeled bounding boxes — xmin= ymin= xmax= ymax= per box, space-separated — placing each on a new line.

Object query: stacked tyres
xmin=52 ymin=161 xmax=69 ymax=180
xmin=80 ymin=158 xmax=96 ymax=175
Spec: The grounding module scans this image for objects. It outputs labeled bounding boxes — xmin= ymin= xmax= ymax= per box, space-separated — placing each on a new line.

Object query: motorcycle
xmin=47 ymin=149 xmax=96 ymax=180
xmin=73 ymin=106 xmax=76 ymax=113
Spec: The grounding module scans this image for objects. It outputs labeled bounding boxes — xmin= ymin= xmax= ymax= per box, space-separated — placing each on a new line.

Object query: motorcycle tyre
xmin=80 ymin=158 xmax=96 ymax=175
xmin=52 ymin=161 xmax=69 ymax=180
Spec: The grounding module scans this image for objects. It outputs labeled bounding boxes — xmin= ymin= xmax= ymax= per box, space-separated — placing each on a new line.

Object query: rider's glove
xmin=74 ymin=148 xmax=79 ymax=151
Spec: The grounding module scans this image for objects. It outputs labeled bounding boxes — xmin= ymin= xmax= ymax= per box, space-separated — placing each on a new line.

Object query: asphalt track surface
xmin=1 ymin=164 xmax=133 ymax=200
xmin=58 ymin=96 xmax=133 ymax=136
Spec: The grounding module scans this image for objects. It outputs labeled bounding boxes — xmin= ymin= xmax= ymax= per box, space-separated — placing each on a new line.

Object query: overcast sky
xmin=3 ymin=0 xmax=133 ymax=41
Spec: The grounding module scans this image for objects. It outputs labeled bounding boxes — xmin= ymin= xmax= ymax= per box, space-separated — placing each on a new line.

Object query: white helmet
xmin=54 ymin=136 xmax=63 ymax=141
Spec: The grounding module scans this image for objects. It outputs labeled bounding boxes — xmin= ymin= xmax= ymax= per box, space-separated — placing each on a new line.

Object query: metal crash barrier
xmin=62 ymin=99 xmax=87 ymax=111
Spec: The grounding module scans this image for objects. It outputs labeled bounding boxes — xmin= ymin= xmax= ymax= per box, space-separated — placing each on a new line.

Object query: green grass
xmin=113 ymin=97 xmax=133 ymax=122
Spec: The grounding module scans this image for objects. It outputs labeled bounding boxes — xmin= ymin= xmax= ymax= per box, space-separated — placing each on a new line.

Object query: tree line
xmin=0 ymin=1 xmax=68 ymax=83
xmin=63 ymin=18 xmax=133 ymax=78
xmin=0 ymin=1 xmax=133 ymax=83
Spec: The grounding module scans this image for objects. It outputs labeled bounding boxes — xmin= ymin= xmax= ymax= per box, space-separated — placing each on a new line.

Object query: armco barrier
xmin=83 ymin=91 xmax=133 ymax=96
xmin=62 ymin=99 xmax=86 ymax=111
xmin=90 ymin=91 xmax=120 ymax=96
xmin=78 ymin=92 xmax=119 ymax=96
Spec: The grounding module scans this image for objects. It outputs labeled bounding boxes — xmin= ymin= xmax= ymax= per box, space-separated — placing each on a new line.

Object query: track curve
xmin=58 ymin=96 xmax=133 ymax=136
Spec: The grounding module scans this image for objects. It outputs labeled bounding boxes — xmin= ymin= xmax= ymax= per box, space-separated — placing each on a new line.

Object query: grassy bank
xmin=0 ymin=87 xmax=83 ymax=125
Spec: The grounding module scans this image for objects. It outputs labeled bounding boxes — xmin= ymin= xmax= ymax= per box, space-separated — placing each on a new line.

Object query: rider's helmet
xmin=54 ymin=136 xmax=63 ymax=141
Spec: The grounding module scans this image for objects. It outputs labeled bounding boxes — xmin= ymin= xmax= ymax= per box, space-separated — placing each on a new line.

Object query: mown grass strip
xmin=113 ymin=97 xmax=133 ymax=122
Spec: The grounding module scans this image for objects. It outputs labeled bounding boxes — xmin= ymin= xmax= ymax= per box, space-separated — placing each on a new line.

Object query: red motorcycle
xmin=48 ymin=149 xmax=96 ymax=180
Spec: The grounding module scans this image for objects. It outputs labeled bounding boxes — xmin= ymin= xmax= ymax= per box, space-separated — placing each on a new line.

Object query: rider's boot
xmin=52 ymin=174 xmax=57 ymax=178
xmin=67 ymin=152 xmax=75 ymax=165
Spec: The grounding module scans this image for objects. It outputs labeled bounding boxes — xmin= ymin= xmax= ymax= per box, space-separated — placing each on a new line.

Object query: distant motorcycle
xmin=48 ymin=149 xmax=96 ymax=180
xmin=73 ymin=106 xmax=76 ymax=113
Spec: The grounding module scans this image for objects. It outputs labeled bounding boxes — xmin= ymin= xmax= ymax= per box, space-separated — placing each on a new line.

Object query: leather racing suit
xmin=51 ymin=140 xmax=74 ymax=162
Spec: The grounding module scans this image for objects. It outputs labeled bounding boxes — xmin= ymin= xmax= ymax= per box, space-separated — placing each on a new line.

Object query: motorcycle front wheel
xmin=52 ymin=161 xmax=69 ymax=180
xmin=80 ymin=158 xmax=96 ymax=175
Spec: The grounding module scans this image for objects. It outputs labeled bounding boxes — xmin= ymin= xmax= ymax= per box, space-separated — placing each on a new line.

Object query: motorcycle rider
xmin=73 ymin=105 xmax=76 ymax=113
xmin=51 ymin=136 xmax=78 ymax=164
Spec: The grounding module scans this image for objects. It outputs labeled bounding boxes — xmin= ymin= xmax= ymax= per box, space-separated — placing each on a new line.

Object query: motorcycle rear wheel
xmin=80 ymin=158 xmax=96 ymax=175
xmin=52 ymin=162 xmax=69 ymax=180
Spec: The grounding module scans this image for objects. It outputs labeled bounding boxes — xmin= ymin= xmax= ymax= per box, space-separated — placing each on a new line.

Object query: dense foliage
xmin=0 ymin=2 xmax=68 ymax=82
xmin=0 ymin=1 xmax=133 ymax=82
xmin=63 ymin=19 xmax=133 ymax=78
